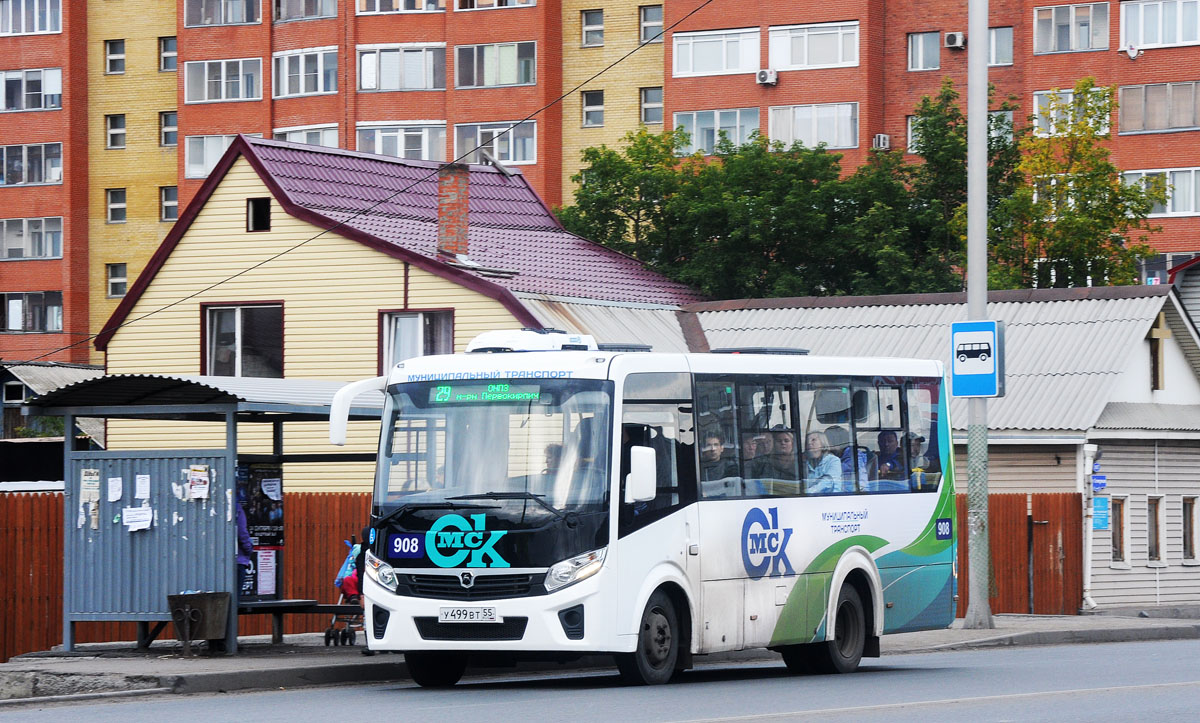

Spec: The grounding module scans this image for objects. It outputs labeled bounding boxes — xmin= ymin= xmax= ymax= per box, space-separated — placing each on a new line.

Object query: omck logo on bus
xmin=426 ymin=513 xmax=510 ymax=568
xmin=741 ymin=507 xmax=794 ymax=579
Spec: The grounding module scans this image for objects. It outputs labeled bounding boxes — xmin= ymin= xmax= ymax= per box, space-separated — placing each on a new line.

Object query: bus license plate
xmin=439 ymin=606 xmax=499 ymax=623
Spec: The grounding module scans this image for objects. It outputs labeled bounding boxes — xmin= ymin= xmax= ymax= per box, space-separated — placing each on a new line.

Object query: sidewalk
xmin=3 ymin=614 xmax=1198 ymax=705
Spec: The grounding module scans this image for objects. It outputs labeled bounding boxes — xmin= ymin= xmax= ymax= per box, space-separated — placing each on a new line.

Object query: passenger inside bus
xmin=824 ymin=425 xmax=866 ymax=491
xmin=803 ymin=430 xmax=842 ymax=493
xmin=741 ymin=433 xmax=770 ymax=479
xmin=768 ymin=426 xmax=799 ymax=481
xmin=699 ymin=428 xmax=739 ymax=482
xmin=876 ymin=430 xmax=905 ymax=481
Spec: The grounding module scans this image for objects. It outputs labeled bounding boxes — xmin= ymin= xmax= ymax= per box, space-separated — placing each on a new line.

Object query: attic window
xmin=247 ymin=198 xmax=271 ymax=232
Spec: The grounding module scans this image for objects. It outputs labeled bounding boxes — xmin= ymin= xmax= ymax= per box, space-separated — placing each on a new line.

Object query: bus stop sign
xmin=950 ymin=320 xmax=1005 ymax=398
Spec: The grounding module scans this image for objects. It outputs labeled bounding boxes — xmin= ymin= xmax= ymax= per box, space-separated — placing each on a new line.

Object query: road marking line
xmin=680 ymin=679 xmax=1200 ymax=721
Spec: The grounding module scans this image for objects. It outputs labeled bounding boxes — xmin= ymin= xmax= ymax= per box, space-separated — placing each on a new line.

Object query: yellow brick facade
xmin=561 ymin=2 xmax=665 ymax=203
xmin=88 ymin=2 xmax=178 ymax=365
xmin=104 ymin=158 xmax=523 ymax=491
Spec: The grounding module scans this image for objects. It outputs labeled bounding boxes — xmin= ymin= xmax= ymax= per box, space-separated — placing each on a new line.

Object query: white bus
xmin=330 ymin=329 xmax=957 ymax=687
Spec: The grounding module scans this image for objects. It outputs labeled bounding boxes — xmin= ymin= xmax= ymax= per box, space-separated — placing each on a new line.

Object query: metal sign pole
xmin=963 ymin=0 xmax=994 ymax=629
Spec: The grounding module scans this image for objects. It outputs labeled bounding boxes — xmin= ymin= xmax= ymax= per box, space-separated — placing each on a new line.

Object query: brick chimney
xmin=437 ymin=163 xmax=469 ymax=258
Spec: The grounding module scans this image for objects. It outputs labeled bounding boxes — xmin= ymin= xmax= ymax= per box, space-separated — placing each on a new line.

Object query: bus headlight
xmin=365 ymin=550 xmax=398 ymax=592
xmin=544 ymin=548 xmax=606 ymax=593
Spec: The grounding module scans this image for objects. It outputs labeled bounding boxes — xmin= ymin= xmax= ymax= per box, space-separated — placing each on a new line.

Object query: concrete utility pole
xmin=963 ymin=0 xmax=994 ymax=629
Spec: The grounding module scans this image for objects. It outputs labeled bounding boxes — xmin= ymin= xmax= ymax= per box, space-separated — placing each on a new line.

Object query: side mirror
xmin=329 ymin=376 xmax=387 ymax=446
xmin=624 ymin=446 xmax=657 ymax=504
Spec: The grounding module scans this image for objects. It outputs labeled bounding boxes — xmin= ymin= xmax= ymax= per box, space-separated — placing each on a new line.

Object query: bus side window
xmin=906 ymin=382 xmax=942 ymax=491
xmin=855 ymin=382 xmax=908 ymax=493
xmin=695 ymin=379 xmax=741 ymax=498
xmin=618 ymin=374 xmax=695 ymax=536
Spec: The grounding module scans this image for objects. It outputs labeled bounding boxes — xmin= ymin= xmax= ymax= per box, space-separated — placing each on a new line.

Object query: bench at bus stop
xmin=238 ymin=599 xmax=363 ymax=644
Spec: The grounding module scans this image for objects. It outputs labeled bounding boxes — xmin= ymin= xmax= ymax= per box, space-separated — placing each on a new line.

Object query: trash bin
xmin=168 ymin=592 xmax=230 ymax=654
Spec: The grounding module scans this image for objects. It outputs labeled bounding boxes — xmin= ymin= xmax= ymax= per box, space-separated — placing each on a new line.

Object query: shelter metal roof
xmin=26 ymin=374 xmax=384 ymax=422
xmin=518 ymin=296 xmax=690 ymax=353
xmin=1093 ymin=402 xmax=1200 ymax=431
xmin=3 ymin=363 xmax=106 ymax=445
xmin=688 ymin=287 xmax=1178 ymax=432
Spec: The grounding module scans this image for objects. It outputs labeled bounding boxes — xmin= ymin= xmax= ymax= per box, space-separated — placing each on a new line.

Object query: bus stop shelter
xmin=25 ymin=374 xmax=383 ymax=653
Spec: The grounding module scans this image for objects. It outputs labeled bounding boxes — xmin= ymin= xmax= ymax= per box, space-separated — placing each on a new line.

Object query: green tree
xmin=990 ymin=77 xmax=1164 ymax=288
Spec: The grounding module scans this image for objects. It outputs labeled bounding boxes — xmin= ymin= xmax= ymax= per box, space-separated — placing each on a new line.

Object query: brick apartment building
xmin=4 ymin=1 xmax=1200 ymax=368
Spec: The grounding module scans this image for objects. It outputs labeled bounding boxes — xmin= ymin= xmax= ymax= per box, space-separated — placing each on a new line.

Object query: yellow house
xmin=95 ymin=136 xmax=700 ymax=491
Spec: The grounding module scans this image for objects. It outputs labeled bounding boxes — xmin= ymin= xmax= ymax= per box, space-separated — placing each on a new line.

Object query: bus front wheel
xmin=406 ymin=651 xmax=467 ymax=688
xmin=812 ymin=584 xmax=866 ymax=674
xmin=616 ymin=590 xmax=679 ymax=685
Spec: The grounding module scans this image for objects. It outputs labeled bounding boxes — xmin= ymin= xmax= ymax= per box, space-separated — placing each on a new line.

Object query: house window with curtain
xmin=206 ymin=304 xmax=284 ymax=377
xmin=382 ymin=311 xmax=452 ymax=369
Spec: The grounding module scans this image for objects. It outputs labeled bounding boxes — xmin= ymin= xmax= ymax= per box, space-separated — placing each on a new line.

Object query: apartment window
xmin=1 ymin=217 xmax=62 ymax=259
xmin=640 ymin=5 xmax=663 ymax=44
xmin=641 ymin=87 xmax=663 ymax=124
xmin=1034 ymin=89 xmax=1109 ymax=135
xmin=908 ymin=32 xmax=940 ymax=70
xmin=674 ymin=28 xmax=759 ymax=77
xmin=0 ymin=291 xmax=63 ymax=332
xmin=454 ymin=121 xmax=535 ymax=164
xmin=455 ymin=42 xmax=535 ymax=88
xmin=160 ymin=37 xmax=177 ymax=71
xmin=1034 ymin=3 xmax=1108 ymax=53
xmin=0 ymin=0 xmax=62 ymax=35
xmin=457 ymin=0 xmax=534 ymax=8
xmin=357 ymin=45 xmax=445 ymax=91
xmin=382 ymin=311 xmax=452 ymax=369
xmin=106 ymin=263 xmax=127 ymax=297
xmin=674 ymin=108 xmax=759 ymax=154
xmin=768 ymin=22 xmax=859 ymax=70
xmin=359 ymin=0 xmax=445 ymax=13
xmin=247 ymin=197 xmax=270 ymax=231
xmin=1120 ymin=82 xmax=1200 ymax=133
xmin=2 ymin=68 xmax=62 ymax=111
xmin=1111 ymin=496 xmax=1126 ymax=562
xmin=106 ymin=114 xmax=126 ymax=149
xmin=582 ymin=10 xmax=603 ymax=46
xmin=769 ymin=102 xmax=858 ymax=149
xmin=160 ymin=111 xmax=178 ymax=146
xmin=991 ymin=109 xmax=1015 ymax=141
xmin=1185 ymin=497 xmax=1197 ymax=560
xmin=274 ymin=48 xmax=338 ymax=97
xmin=1122 ymin=171 xmax=1171 ymax=215
xmin=0 ymin=143 xmax=63 ymax=185
xmin=185 ymin=58 xmax=262 ymax=103
xmin=357 ymin=124 xmax=446 ymax=161
xmin=989 ymin=26 xmax=1013 ymax=65
xmin=160 ymin=186 xmax=178 ymax=221
xmin=582 ymin=90 xmax=604 ymax=127
xmin=106 ymin=189 xmax=126 ymax=223
xmin=275 ymin=0 xmax=335 ymax=21
xmin=206 ymin=304 xmax=284 ymax=378
xmin=1140 ymin=251 xmax=1198 ymax=283
xmin=274 ymin=124 xmax=338 ymax=147
xmin=1147 ymin=496 xmax=1163 ymax=563
xmin=184 ymin=0 xmax=261 ymax=26
xmin=105 ymin=40 xmax=125 ymax=74
xmin=1122 ymin=1 xmax=1200 ymax=49
xmin=185 ymin=134 xmax=241 ymax=178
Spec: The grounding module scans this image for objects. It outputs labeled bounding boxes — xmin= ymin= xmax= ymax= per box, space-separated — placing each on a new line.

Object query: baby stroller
xmin=325 ymin=536 xmax=365 ymax=646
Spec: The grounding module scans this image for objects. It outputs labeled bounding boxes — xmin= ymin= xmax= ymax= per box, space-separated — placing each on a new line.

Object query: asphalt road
xmin=8 ymin=639 xmax=1200 ymax=721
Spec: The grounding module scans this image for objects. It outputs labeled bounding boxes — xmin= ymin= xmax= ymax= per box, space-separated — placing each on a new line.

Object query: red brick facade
xmin=0 ymin=2 xmax=90 ymax=364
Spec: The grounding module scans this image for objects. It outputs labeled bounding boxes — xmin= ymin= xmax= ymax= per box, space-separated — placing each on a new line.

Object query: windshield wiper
xmin=373 ymin=501 xmax=500 ymax=530
xmin=445 ymin=492 xmax=569 ymax=522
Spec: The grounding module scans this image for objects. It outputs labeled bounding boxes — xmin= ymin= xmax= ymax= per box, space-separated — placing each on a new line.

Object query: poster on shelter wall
xmin=236 ymin=464 xmax=284 ymax=548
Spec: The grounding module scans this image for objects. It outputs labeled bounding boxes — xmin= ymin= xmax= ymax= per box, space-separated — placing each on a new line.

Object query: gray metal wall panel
xmin=64 ymin=452 xmax=234 ymax=620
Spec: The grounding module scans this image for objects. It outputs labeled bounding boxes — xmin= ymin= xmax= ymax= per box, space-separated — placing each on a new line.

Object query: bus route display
xmin=429 ymin=383 xmax=542 ymax=404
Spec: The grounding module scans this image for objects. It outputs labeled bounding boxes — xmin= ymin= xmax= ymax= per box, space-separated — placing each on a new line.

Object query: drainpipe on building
xmin=1080 ymin=443 xmax=1099 ymax=611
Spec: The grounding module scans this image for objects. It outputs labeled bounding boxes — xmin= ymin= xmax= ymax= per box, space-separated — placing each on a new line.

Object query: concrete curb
xmin=0 ymin=687 xmax=173 ymax=708
xmin=902 ymin=624 xmax=1200 ymax=652
xmin=163 ymin=659 xmax=411 ymax=695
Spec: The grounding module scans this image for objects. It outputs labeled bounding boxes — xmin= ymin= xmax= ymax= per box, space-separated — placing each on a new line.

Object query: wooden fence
xmin=2 ymin=490 xmax=1083 ymax=662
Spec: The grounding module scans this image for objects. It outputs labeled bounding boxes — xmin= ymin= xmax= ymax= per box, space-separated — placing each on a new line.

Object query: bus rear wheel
xmin=616 ymin=590 xmax=679 ymax=685
xmin=406 ymin=651 xmax=467 ymax=688
xmin=811 ymin=584 xmax=866 ymax=674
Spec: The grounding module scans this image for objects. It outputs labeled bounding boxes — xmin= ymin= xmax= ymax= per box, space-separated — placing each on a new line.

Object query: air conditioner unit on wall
xmin=944 ymin=32 xmax=966 ymax=49
xmin=756 ymin=68 xmax=778 ymax=85
xmin=872 ymin=133 xmax=891 ymax=150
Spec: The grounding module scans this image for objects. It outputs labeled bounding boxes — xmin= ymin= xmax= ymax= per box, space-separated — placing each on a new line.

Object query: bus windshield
xmin=375 ymin=379 xmax=614 ymax=515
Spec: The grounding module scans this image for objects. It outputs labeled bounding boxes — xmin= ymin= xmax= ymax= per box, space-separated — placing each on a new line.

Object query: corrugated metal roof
xmin=4 ymin=363 xmax=106 ymax=446
xmin=247 ymin=138 xmax=702 ymax=306
xmin=28 ymin=374 xmax=384 ymax=412
xmin=693 ymin=291 xmax=1172 ymax=432
xmin=1094 ymin=402 xmax=1200 ymax=431
xmin=518 ymin=296 xmax=690 ymax=353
